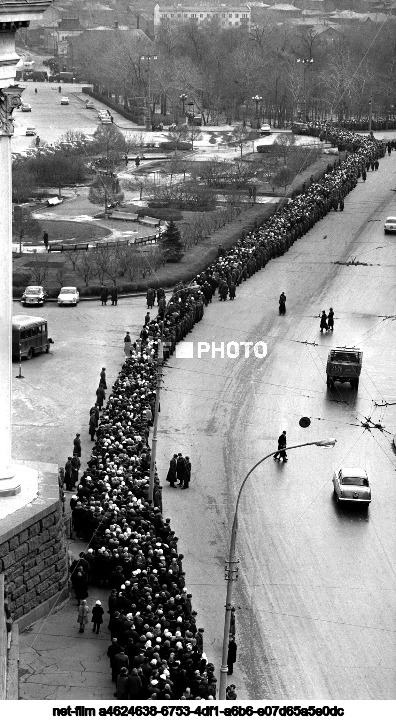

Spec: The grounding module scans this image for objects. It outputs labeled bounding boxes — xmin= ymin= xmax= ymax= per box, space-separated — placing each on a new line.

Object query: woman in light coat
xmin=77 ymin=599 xmax=90 ymax=633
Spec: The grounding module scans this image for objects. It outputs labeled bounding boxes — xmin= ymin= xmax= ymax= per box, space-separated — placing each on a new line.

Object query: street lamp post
xmin=296 ymin=58 xmax=313 ymax=122
xmin=252 ymin=94 xmax=262 ymax=129
xmin=141 ymin=54 xmax=157 ymax=130
xmin=180 ymin=93 xmax=187 ymax=117
xmin=218 ymin=437 xmax=337 ymax=700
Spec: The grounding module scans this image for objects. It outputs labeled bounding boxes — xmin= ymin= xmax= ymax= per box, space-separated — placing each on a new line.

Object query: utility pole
xmin=368 ymin=92 xmax=373 ymax=134
xmin=148 ymin=322 xmax=164 ymax=503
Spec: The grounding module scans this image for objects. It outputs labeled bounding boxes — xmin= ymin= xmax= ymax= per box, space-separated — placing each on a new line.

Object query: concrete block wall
xmin=0 ymin=464 xmax=69 ymax=631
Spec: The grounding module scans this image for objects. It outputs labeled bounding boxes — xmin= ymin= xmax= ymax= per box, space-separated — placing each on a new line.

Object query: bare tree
xmin=75 ymin=252 xmax=96 ymax=286
xmin=30 ymin=256 xmax=50 ymax=285
xmin=64 ymin=249 xmax=79 ymax=271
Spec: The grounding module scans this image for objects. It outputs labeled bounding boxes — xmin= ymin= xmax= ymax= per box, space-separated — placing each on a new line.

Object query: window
xmin=200 ymin=14 xmax=203 ymax=18
xmin=222 ymin=13 xmax=226 ymax=17
xmin=235 ymin=13 xmax=239 ymax=18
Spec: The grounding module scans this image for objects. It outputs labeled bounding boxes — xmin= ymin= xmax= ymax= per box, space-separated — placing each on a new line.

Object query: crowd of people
xmin=65 ymin=120 xmax=388 ymax=701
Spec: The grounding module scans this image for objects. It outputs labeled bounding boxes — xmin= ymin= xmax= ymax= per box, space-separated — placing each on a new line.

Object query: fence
xmin=48 ymin=235 xmax=159 ymax=253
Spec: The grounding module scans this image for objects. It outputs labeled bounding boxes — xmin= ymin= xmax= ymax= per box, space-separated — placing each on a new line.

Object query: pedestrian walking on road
xmin=73 ymin=433 xmax=81 ymax=458
xmin=145 ymin=312 xmax=150 ymax=326
xmin=111 ymin=285 xmax=118 ymax=306
xmin=100 ymin=286 xmax=108 ymax=306
xmin=77 ymin=599 xmax=90 ymax=633
xmin=43 ymin=231 xmax=49 ymax=248
xmin=146 ymin=287 xmax=155 ymax=308
xmin=124 ymin=331 xmax=131 ymax=359
xmin=252 ymin=185 xmax=257 ymax=203
xmin=327 ymin=307 xmax=334 ymax=331
xmin=274 ymin=431 xmax=288 ymax=462
xmin=362 ymin=169 xmax=367 ymax=182
xmin=227 ymin=636 xmax=237 ymax=675
xmin=183 ymin=456 xmax=191 ymax=489
xmin=176 ymin=453 xmax=186 ymax=487
xmin=92 ymin=600 xmax=104 ymax=634
xmin=320 ymin=310 xmax=328 ymax=333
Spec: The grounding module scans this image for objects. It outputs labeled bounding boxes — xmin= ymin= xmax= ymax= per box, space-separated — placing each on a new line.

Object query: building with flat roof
xmin=153 ymin=3 xmax=251 ymax=30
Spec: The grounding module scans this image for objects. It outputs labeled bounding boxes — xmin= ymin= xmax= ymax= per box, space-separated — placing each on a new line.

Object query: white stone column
xmin=0 ymin=123 xmax=13 ymax=484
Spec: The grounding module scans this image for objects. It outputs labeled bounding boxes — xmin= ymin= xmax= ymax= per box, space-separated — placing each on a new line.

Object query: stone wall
xmin=0 ymin=463 xmax=69 ymax=630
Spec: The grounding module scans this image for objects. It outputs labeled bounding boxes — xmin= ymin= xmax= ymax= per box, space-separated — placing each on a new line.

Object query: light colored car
xmin=384 ymin=216 xmax=396 ymax=233
xmin=60 ymin=96 xmax=69 ymax=105
xmin=25 ymin=127 xmax=36 ymax=136
xmin=57 ymin=286 xmax=79 ymax=306
xmin=332 ymin=467 xmax=371 ymax=506
xmin=101 ymin=116 xmax=112 ymax=124
xmin=21 ymin=285 xmax=48 ymax=306
xmin=85 ymin=101 xmax=94 ymax=109
xmin=21 ymin=103 xmax=32 ymax=112
xmin=260 ymin=123 xmax=272 ymax=136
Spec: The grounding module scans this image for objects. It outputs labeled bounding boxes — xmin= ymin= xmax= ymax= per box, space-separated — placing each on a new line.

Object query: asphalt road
xmin=155 ymin=155 xmax=396 ymax=699
xmin=11 ymin=81 xmax=137 ymax=154
xmin=11 ymin=149 xmax=396 ymax=701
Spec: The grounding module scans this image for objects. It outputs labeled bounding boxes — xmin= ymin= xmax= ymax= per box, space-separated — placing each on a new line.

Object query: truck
xmin=326 ymin=347 xmax=363 ymax=390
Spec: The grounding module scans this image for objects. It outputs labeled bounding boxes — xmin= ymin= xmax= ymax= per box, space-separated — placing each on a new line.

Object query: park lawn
xmin=41 ymin=220 xmax=112 ymax=243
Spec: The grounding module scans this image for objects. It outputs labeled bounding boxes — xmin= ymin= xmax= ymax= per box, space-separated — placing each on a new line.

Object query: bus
xmin=12 ymin=315 xmax=53 ymax=360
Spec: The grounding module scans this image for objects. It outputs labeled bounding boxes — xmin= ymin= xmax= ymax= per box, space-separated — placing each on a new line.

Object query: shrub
xmin=159 ymin=141 xmax=192 ymax=151
xmin=145 ymin=206 xmax=183 ymax=221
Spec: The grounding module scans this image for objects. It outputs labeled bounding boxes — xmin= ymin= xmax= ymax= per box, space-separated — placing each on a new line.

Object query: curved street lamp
xmin=218 ymin=437 xmax=337 ymax=700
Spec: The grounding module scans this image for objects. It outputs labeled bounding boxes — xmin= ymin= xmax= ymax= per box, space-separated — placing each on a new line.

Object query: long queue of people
xmin=68 ymin=120 xmax=387 ymax=701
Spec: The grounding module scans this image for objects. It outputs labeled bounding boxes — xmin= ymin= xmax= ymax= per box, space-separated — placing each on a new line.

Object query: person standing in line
xmin=145 ymin=311 xmax=150 ymax=326
xmin=92 ymin=600 xmax=104 ymax=634
xmin=89 ymin=411 xmax=97 ymax=442
xmin=96 ymin=384 xmax=106 ymax=410
xmin=73 ymin=433 xmax=81 ymax=458
xmin=43 ymin=231 xmax=49 ymax=249
xmin=274 ymin=430 xmax=288 ymax=462
xmin=124 ymin=332 xmax=131 ymax=359
xmin=100 ymin=367 xmax=107 ymax=389
xmin=64 ymin=456 xmax=73 ymax=491
xmin=71 ymin=453 xmax=80 ymax=488
xmin=227 ymin=635 xmax=237 ymax=675
xmin=327 ymin=307 xmax=334 ymax=331
xmin=77 ymin=599 xmax=90 ymax=633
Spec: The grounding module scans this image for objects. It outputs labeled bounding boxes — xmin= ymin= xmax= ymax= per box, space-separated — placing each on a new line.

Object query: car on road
xmin=21 ymin=103 xmax=32 ymax=112
xmin=57 ymin=286 xmax=79 ymax=306
xmin=260 ymin=123 xmax=272 ymax=136
xmin=60 ymin=96 xmax=69 ymax=105
xmin=25 ymin=127 xmax=36 ymax=136
xmin=332 ymin=467 xmax=371 ymax=506
xmin=384 ymin=216 xmax=396 ymax=233
xmin=85 ymin=101 xmax=95 ymax=109
xmin=326 ymin=347 xmax=362 ymax=390
xmin=101 ymin=116 xmax=112 ymax=124
xmin=21 ymin=285 xmax=48 ymax=306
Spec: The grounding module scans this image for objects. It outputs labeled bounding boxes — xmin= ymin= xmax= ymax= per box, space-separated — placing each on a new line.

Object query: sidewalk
xmin=18 ymin=534 xmax=115 ymax=701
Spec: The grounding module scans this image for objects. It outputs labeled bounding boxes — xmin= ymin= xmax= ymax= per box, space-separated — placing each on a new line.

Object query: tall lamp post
xmin=180 ymin=93 xmax=187 ymax=117
xmin=218 ymin=437 xmax=337 ymax=700
xmin=140 ymin=54 xmax=157 ymax=130
xmin=252 ymin=94 xmax=262 ymax=129
xmin=296 ymin=57 xmax=313 ymax=122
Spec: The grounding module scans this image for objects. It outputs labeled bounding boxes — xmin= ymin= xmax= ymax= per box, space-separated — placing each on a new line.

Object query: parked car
xmin=60 ymin=96 xmax=69 ymax=105
xmin=21 ymin=103 xmax=32 ymax=112
xmin=85 ymin=101 xmax=94 ymax=109
xmin=57 ymin=286 xmax=79 ymax=306
xmin=260 ymin=123 xmax=272 ymax=136
xmin=21 ymin=285 xmax=48 ymax=306
xmin=25 ymin=127 xmax=36 ymax=136
xmin=332 ymin=467 xmax=371 ymax=506
xmin=101 ymin=116 xmax=112 ymax=124
xmin=384 ymin=216 xmax=396 ymax=233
